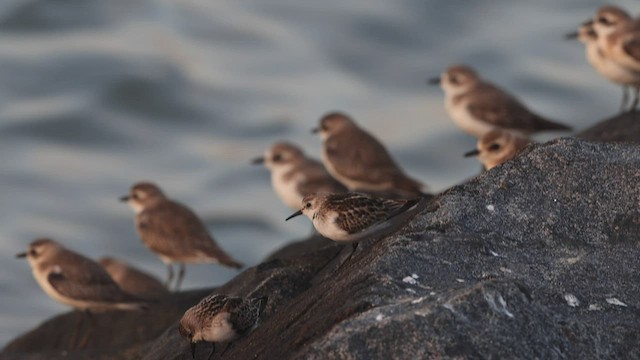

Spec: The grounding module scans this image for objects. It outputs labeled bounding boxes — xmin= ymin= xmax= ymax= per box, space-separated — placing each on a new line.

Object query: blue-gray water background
xmin=0 ymin=0 xmax=637 ymax=346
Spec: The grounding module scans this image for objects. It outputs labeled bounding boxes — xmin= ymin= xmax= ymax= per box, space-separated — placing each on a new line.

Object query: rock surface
xmin=3 ymin=135 xmax=640 ymax=359
xmin=577 ymin=110 xmax=640 ymax=144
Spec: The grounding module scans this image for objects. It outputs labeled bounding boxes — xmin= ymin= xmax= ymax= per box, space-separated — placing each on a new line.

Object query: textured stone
xmin=3 ymin=137 xmax=639 ymax=360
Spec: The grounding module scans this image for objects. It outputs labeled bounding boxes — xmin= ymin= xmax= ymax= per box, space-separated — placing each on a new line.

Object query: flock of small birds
xmin=13 ymin=5 xmax=640 ymax=358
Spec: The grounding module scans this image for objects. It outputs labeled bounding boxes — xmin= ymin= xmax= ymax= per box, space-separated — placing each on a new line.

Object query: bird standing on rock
xmin=429 ymin=65 xmax=572 ymax=137
xmin=121 ymin=182 xmax=243 ymax=291
xmin=252 ymin=141 xmax=346 ymax=210
xmin=313 ymin=112 xmax=426 ymax=199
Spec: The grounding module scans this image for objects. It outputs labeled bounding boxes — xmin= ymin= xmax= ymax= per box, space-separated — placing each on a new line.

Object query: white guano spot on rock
xmin=411 ymin=297 xmax=426 ymax=304
xmin=588 ymin=304 xmax=602 ymax=311
xmin=564 ymin=294 xmax=580 ymax=307
xmin=486 ymin=204 xmax=495 ymax=212
xmin=606 ymin=298 xmax=627 ymax=307
xmin=375 ymin=314 xmax=384 ymax=322
xmin=456 ymin=278 xmax=465 ymax=283
xmin=402 ymin=276 xmax=418 ymax=285
xmin=411 ymin=273 xmax=419 ymax=279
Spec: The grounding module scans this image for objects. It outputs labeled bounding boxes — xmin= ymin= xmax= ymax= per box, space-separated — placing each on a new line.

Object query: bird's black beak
xmin=191 ymin=342 xmax=197 ymax=359
xmin=285 ymin=209 xmax=303 ymax=221
xmin=311 ymin=127 xmax=320 ymax=134
xmin=464 ymin=149 xmax=481 ymax=157
xmin=564 ymin=31 xmax=578 ymax=40
xmin=119 ymin=195 xmax=130 ymax=202
xmin=15 ymin=252 xmax=27 ymax=258
xmin=251 ymin=157 xmax=265 ymax=165
xmin=427 ymin=76 xmax=441 ymax=85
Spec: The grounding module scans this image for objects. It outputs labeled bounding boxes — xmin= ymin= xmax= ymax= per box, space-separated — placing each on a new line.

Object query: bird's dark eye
xmin=321 ymin=124 xmax=328 ymax=131
xmin=305 ymin=202 xmax=312 ymax=209
xmin=598 ymin=17 xmax=610 ymax=25
xmin=450 ymin=76 xmax=459 ymax=84
xmin=489 ymin=143 xmax=501 ymax=151
xmin=272 ymin=154 xmax=282 ymax=162
xmin=29 ymin=249 xmax=37 ymax=258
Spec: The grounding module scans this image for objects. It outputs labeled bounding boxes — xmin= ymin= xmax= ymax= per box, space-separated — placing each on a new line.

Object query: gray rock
xmin=3 ymin=137 xmax=640 ymax=360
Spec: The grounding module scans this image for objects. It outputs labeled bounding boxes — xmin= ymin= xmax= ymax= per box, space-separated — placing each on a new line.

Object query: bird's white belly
xmin=312 ymin=212 xmax=353 ymax=242
xmin=446 ymin=98 xmax=496 ymax=138
xmin=272 ymin=169 xmax=303 ymax=210
xmin=203 ymin=313 xmax=239 ymax=343
xmin=588 ymin=43 xmax=640 ymax=85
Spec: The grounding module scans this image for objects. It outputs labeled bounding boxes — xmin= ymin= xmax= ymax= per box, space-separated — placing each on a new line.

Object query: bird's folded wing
xmin=47 ymin=261 xmax=137 ymax=303
xmin=325 ymin=133 xmax=402 ymax=184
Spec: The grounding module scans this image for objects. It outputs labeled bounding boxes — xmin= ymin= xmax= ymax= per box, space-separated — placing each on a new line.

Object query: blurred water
xmin=0 ymin=0 xmax=637 ymax=346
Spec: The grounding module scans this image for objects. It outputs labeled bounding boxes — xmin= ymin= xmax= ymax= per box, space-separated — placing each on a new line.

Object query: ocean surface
xmin=0 ymin=0 xmax=637 ymax=346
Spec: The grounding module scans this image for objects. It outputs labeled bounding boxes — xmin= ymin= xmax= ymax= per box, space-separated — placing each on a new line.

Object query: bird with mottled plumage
xmin=312 ymin=112 xmax=425 ymax=198
xmin=99 ymin=256 xmax=169 ymax=300
xmin=285 ymin=192 xmax=422 ymax=245
xmin=429 ymin=65 xmax=572 ymax=137
xmin=464 ymin=129 xmax=533 ymax=170
xmin=252 ymin=141 xmax=346 ymax=210
xmin=16 ymin=238 xmax=146 ymax=311
xmin=121 ymin=182 xmax=242 ymax=291
xmin=179 ymin=294 xmax=267 ymax=359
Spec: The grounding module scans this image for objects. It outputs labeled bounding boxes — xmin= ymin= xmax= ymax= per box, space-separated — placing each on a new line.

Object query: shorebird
xmin=99 ymin=256 xmax=169 ymax=300
xmin=252 ymin=141 xmax=346 ymax=210
xmin=566 ymin=19 xmax=640 ymax=112
xmin=312 ymin=112 xmax=425 ymax=198
xmin=592 ymin=5 xmax=640 ymax=73
xmin=179 ymin=294 xmax=267 ymax=359
xmin=121 ymin=182 xmax=242 ymax=291
xmin=285 ymin=192 xmax=422 ymax=260
xmin=429 ymin=65 xmax=572 ymax=137
xmin=463 ymin=129 xmax=532 ymax=170
xmin=590 ymin=5 xmax=640 ymax=110
xmin=16 ymin=238 xmax=146 ymax=311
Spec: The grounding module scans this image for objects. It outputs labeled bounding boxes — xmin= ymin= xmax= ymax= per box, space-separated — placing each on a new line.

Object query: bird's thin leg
xmin=175 ymin=263 xmax=186 ymax=292
xmin=165 ymin=264 xmax=174 ymax=290
xmin=191 ymin=342 xmax=197 ymax=359
xmin=630 ymin=86 xmax=640 ymax=112
xmin=75 ymin=310 xmax=93 ymax=349
xmin=206 ymin=342 xmax=216 ymax=360
xmin=219 ymin=342 xmax=232 ymax=357
xmin=620 ymin=86 xmax=629 ymax=113
xmin=338 ymin=242 xmax=360 ymax=270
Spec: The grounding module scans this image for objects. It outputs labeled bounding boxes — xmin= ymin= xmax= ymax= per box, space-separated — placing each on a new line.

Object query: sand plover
xmin=567 ymin=20 xmax=640 ymax=111
xmin=429 ymin=65 xmax=572 ymax=137
xmin=121 ymin=182 xmax=243 ymax=291
xmin=252 ymin=141 xmax=346 ymax=210
xmin=16 ymin=238 xmax=146 ymax=311
xmin=591 ymin=6 xmax=640 ymax=109
xmin=592 ymin=6 xmax=640 ymax=73
xmin=285 ymin=192 xmax=422 ymax=255
xmin=179 ymin=294 xmax=267 ymax=359
xmin=99 ymin=256 xmax=169 ymax=300
xmin=312 ymin=112 xmax=425 ymax=198
xmin=463 ymin=129 xmax=532 ymax=170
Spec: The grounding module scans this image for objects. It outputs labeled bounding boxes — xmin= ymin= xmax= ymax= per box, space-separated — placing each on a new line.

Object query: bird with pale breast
xmin=252 ymin=141 xmax=346 ymax=210
xmin=464 ymin=129 xmax=533 ymax=171
xmin=592 ymin=6 xmax=640 ymax=73
xmin=16 ymin=238 xmax=146 ymax=311
xmin=179 ymin=294 xmax=267 ymax=359
xmin=567 ymin=19 xmax=640 ymax=112
xmin=312 ymin=112 xmax=426 ymax=198
xmin=121 ymin=182 xmax=242 ymax=291
xmin=99 ymin=256 xmax=169 ymax=300
xmin=285 ymin=192 xmax=422 ymax=257
xmin=429 ymin=65 xmax=572 ymax=137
